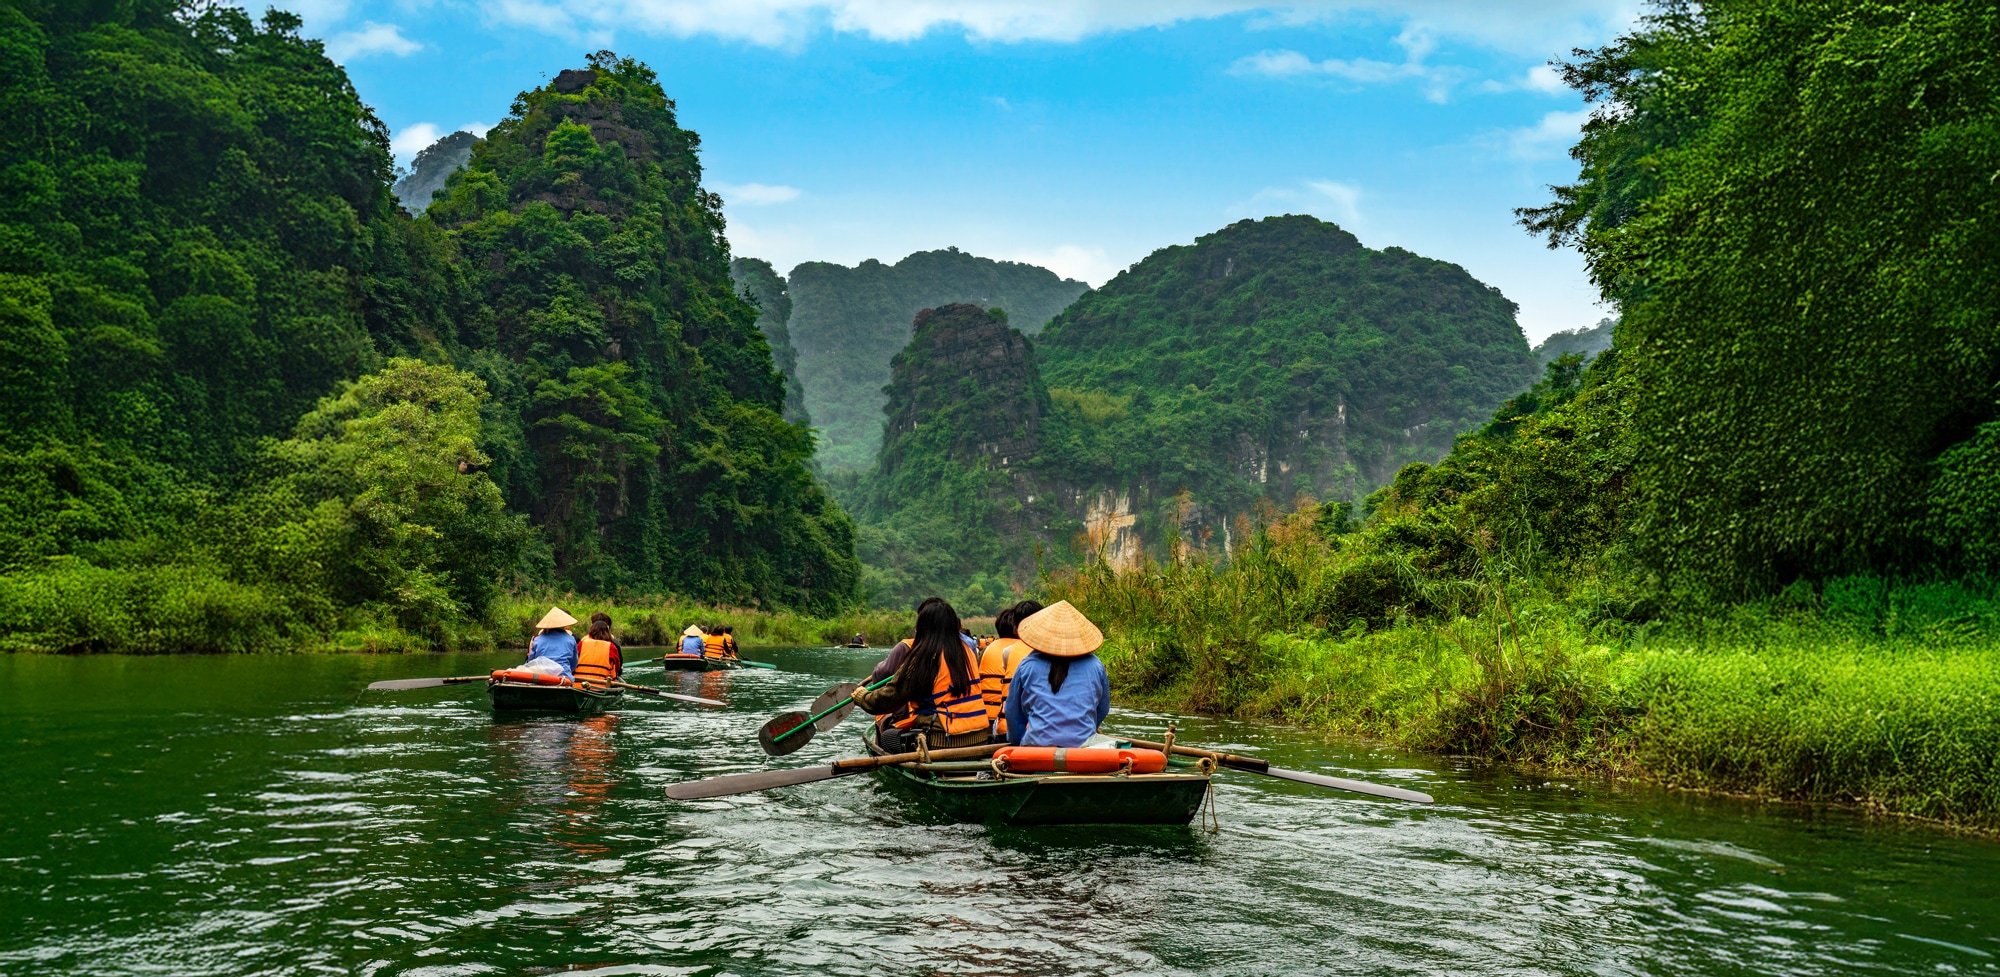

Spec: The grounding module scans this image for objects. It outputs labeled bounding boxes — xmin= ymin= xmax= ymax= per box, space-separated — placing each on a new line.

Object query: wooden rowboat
xmin=655 ymin=654 xmax=741 ymax=672
xmin=861 ymin=727 xmax=1212 ymax=826
xmin=487 ymin=677 xmax=622 ymax=714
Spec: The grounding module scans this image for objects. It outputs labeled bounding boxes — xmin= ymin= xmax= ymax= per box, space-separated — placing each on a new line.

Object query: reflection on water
xmin=0 ymin=648 xmax=1995 ymax=976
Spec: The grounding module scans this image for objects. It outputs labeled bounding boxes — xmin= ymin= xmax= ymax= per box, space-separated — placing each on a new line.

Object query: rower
xmin=678 ymin=624 xmax=705 ymax=657
xmin=526 ymin=607 xmax=579 ymax=677
xmin=1003 ymin=601 xmax=1110 ymax=748
xmin=853 ymin=597 xmax=986 ymax=751
xmin=574 ymin=614 xmax=623 ymax=686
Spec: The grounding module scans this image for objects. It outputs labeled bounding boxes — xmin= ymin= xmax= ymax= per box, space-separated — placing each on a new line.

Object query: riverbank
xmin=0 ymin=573 xmax=921 ymax=654
xmin=1094 ymin=615 xmax=2000 ymax=832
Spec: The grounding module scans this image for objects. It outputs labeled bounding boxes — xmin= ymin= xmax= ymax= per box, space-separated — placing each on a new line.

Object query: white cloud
xmin=324 ymin=21 xmax=421 ymax=62
xmin=390 ymin=122 xmax=442 ymax=161
xmin=1233 ymin=179 xmax=1365 ymax=229
xmin=1229 ymin=28 xmax=1467 ymax=101
xmin=462 ymin=122 xmax=494 ymax=138
xmin=1481 ymin=63 xmax=1567 ymax=94
xmin=1004 ymin=244 xmax=1122 ymax=286
xmin=714 ymin=182 xmax=804 ymax=205
xmin=483 ymin=1 xmax=1638 ymax=53
xmin=1505 ymin=108 xmax=1591 ymax=159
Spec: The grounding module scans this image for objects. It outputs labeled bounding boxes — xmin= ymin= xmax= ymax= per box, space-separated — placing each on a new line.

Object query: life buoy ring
xmin=994 ymin=746 xmax=1168 ymax=774
xmin=490 ymin=668 xmax=571 ymax=687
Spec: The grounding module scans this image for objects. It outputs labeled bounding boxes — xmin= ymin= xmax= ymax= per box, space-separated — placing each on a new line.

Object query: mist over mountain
xmin=780 ymin=249 xmax=1089 ymax=471
xmin=730 ymin=257 xmax=809 ymax=425
xmin=391 ymin=129 xmax=477 ymax=211
xmin=1532 ymin=317 xmax=1616 ymax=366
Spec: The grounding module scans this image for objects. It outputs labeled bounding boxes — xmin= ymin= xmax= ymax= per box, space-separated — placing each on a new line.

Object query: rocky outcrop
xmin=730 ymin=257 xmax=809 ymax=425
xmin=392 ymin=130 xmax=477 ymax=211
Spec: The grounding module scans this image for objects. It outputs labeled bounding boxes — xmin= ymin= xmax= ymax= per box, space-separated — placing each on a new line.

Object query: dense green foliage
xmin=1521 ymin=0 xmax=2000 ymax=598
xmin=1034 ymin=215 xmax=1539 ymax=540
xmin=729 ymin=256 xmax=808 ymax=425
xmin=0 ymin=6 xmax=858 ymax=652
xmin=784 ymin=248 xmax=1089 ymax=470
xmin=392 ymin=129 xmax=477 ymax=211
xmin=850 ymin=304 xmax=1057 ymax=614
xmin=423 ymin=56 xmax=855 ymax=609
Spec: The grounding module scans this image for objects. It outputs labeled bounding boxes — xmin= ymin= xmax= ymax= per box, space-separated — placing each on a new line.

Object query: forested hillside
xmin=1531 ymin=317 xmax=1614 ymax=366
xmin=0 ymin=6 xmax=853 ymax=652
xmin=849 ymin=217 xmax=1537 ymax=609
xmin=729 ymin=257 xmax=809 ymax=425
xmin=1033 ymin=215 xmax=1537 ymax=562
xmin=782 ymin=249 xmax=1088 ymax=470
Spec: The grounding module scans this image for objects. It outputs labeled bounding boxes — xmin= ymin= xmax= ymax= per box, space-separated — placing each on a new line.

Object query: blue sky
xmin=276 ymin=1 xmax=1641 ymax=342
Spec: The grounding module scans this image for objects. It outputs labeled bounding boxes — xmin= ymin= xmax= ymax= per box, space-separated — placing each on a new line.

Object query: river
xmin=2 ymin=647 xmax=1994 ymax=976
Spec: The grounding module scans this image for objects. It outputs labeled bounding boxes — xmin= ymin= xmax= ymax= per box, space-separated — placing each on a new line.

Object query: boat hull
xmin=487 ymin=679 xmax=622 ymax=714
xmin=863 ymin=730 xmax=1209 ymax=826
xmin=655 ymin=654 xmax=739 ymax=672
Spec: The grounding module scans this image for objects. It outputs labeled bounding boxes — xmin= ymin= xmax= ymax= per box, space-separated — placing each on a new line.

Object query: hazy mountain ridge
xmin=781 ymin=248 xmax=1090 ymax=471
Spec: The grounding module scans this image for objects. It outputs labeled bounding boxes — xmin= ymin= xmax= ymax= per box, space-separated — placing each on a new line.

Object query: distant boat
xmin=655 ymin=653 xmax=742 ymax=672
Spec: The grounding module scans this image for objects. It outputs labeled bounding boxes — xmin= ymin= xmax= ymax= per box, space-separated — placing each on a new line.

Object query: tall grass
xmin=1044 ymin=513 xmax=2000 ymax=831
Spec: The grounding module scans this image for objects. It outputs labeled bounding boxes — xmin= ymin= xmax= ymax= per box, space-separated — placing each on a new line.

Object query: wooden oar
xmin=665 ymin=743 xmax=1005 ymax=800
xmin=1126 ymin=738 xmax=1435 ymax=804
xmin=756 ymin=675 xmax=893 ymax=757
xmin=604 ymin=680 xmax=726 ymax=707
xmin=366 ymin=675 xmax=487 ymax=691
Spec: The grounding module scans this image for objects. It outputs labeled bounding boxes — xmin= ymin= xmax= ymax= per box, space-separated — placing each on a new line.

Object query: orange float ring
xmin=994 ymin=746 xmax=1168 ymax=774
xmin=490 ymin=668 xmax=573 ymax=687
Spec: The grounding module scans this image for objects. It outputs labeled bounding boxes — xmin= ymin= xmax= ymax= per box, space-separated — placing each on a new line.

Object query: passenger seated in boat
xmin=852 ymin=597 xmax=989 ymax=751
xmin=678 ymin=625 xmax=705 ymax=656
xmin=980 ymin=600 xmax=1041 ymax=740
xmin=574 ymin=614 xmax=623 ymax=686
xmin=1004 ymin=601 xmax=1110 ymax=748
xmin=717 ymin=625 xmax=740 ymax=658
xmin=526 ymin=607 xmax=580 ymax=677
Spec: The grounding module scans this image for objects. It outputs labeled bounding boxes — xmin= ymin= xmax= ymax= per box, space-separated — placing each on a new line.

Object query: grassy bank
xmin=0 ymin=564 xmax=920 ymax=654
xmin=1050 ymin=544 xmax=2000 ymax=831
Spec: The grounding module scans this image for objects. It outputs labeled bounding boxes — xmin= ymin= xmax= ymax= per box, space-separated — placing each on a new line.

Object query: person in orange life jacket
xmin=678 ymin=625 xmax=705 ymax=656
xmin=717 ymin=625 xmax=740 ymax=657
xmin=526 ymin=607 xmax=580 ymax=677
xmin=574 ymin=614 xmax=624 ymax=686
xmin=852 ymin=597 xmax=986 ymax=751
xmin=701 ymin=626 xmax=731 ymax=659
xmin=980 ymin=599 xmax=1043 ymax=738
xmin=1003 ymin=601 xmax=1111 ymax=748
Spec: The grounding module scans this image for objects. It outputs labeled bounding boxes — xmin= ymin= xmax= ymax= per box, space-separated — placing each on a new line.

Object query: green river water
xmin=2 ymin=647 xmax=1995 ymax=976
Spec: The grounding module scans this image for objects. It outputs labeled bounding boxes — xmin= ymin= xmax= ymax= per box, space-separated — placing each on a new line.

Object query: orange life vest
xmin=995 ymin=746 xmax=1168 ymax=774
xmin=575 ymin=638 xmax=617 ymax=685
xmin=980 ymin=637 xmax=1032 ymax=735
xmin=893 ymin=638 xmax=988 ymax=737
xmin=702 ymin=633 xmax=730 ymax=658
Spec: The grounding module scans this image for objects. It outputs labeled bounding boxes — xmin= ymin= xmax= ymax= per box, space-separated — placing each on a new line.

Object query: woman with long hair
xmin=852 ymin=597 xmax=988 ymax=750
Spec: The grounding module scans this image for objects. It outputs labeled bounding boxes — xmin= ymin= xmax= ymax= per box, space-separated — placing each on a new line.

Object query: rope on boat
xmin=1198 ymin=756 xmax=1220 ymax=832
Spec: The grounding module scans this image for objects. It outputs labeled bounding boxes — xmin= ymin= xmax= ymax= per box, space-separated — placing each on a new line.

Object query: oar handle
xmin=830 ymin=742 xmax=1004 ymax=773
xmin=771 ymin=674 xmax=895 ymax=744
xmin=607 ymin=679 xmax=660 ymax=694
xmin=1126 ymin=738 xmax=1270 ymax=773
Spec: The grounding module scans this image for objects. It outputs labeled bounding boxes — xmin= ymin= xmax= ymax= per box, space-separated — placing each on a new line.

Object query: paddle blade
xmin=808 ymin=683 xmax=860 ymax=732
xmin=664 ymin=765 xmax=841 ymax=800
xmin=758 ymin=711 xmax=816 ymax=756
xmin=1263 ymin=766 xmax=1435 ymax=804
xmin=366 ymin=676 xmax=483 ymax=691
xmin=660 ymin=692 xmax=727 ymax=707
xmin=738 ymin=659 xmax=778 ymax=670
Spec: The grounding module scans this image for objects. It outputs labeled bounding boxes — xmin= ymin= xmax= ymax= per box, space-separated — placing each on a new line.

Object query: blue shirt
xmin=1004 ymin=652 xmax=1110 ymax=747
xmin=680 ymin=634 xmax=705 ymax=655
xmin=527 ymin=631 xmax=579 ymax=676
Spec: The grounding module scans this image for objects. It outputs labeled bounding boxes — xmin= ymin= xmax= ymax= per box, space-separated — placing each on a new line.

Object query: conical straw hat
xmin=536 ymin=607 xmax=577 ymax=629
xmin=682 ymin=625 xmax=705 ymax=637
xmin=1017 ymin=600 xmax=1103 ymax=657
